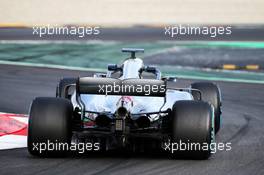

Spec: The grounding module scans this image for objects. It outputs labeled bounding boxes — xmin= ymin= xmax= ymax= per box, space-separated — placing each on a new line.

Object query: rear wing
xmin=76 ymin=77 xmax=166 ymax=97
xmin=75 ymin=77 xmax=167 ymax=122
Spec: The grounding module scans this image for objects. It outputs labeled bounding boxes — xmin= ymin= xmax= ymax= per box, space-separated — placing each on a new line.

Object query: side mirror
xmin=163 ymin=76 xmax=177 ymax=82
xmin=108 ymin=64 xmax=118 ymax=71
xmin=145 ymin=66 xmax=157 ymax=73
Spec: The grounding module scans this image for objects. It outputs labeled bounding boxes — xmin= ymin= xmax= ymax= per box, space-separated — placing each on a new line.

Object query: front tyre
xmin=191 ymin=82 xmax=222 ymax=134
xmin=28 ymin=97 xmax=73 ymax=157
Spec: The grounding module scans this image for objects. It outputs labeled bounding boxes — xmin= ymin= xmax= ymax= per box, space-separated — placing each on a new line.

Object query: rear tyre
xmin=170 ymin=100 xmax=214 ymax=159
xmin=191 ymin=82 xmax=221 ymax=134
xmin=28 ymin=97 xmax=73 ymax=157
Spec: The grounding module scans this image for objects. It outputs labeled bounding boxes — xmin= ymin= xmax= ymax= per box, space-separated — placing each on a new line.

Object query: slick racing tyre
xmin=191 ymin=82 xmax=222 ymax=134
xmin=170 ymin=100 xmax=214 ymax=159
xmin=56 ymin=77 xmax=77 ymax=98
xmin=28 ymin=97 xmax=73 ymax=157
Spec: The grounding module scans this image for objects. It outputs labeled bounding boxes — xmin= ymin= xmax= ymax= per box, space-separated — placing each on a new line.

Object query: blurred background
xmin=0 ymin=0 xmax=264 ymax=81
xmin=1 ymin=0 xmax=264 ymax=26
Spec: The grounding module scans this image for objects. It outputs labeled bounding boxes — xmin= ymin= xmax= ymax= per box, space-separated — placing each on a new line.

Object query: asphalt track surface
xmin=0 ymin=64 xmax=264 ymax=175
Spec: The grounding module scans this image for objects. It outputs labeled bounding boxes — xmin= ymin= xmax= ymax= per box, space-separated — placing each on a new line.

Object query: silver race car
xmin=28 ymin=48 xmax=222 ymax=159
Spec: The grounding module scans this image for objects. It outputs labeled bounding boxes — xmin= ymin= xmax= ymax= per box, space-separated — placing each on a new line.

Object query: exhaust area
xmin=95 ymin=114 xmax=112 ymax=127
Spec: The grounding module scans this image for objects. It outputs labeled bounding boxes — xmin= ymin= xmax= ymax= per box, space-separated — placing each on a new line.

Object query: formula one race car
xmin=28 ymin=48 xmax=222 ymax=159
